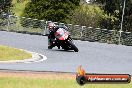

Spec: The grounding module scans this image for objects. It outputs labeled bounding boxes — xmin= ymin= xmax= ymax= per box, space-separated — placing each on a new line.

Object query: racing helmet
xmin=48 ymin=22 xmax=56 ymax=31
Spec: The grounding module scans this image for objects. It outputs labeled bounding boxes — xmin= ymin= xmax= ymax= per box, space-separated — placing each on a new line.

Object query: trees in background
xmin=0 ymin=0 xmax=12 ymax=13
xmin=67 ymin=2 xmax=119 ymax=29
xmin=2 ymin=0 xmax=131 ymax=32
xmin=22 ymin=0 xmax=80 ymax=22
xmin=67 ymin=4 xmax=108 ymax=28
xmin=94 ymin=0 xmax=132 ymax=32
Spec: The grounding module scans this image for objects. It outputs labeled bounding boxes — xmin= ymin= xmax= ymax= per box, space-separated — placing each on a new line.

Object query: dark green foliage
xmin=67 ymin=4 xmax=106 ymax=28
xmin=0 ymin=0 xmax=12 ymax=12
xmin=22 ymin=0 xmax=80 ymax=22
xmin=94 ymin=0 xmax=106 ymax=4
xmin=94 ymin=0 xmax=132 ymax=32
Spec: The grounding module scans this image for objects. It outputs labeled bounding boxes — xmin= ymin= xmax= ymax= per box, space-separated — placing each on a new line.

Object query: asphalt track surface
xmin=0 ymin=31 xmax=132 ymax=74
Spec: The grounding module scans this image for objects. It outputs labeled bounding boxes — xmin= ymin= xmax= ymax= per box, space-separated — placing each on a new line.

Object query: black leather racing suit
xmin=48 ymin=26 xmax=68 ymax=49
xmin=48 ymin=27 xmax=59 ymax=49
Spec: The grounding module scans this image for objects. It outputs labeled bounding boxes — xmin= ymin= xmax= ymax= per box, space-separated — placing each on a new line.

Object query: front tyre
xmin=67 ymin=41 xmax=79 ymax=52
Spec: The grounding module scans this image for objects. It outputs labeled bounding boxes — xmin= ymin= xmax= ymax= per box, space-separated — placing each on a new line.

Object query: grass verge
xmin=12 ymin=0 xmax=30 ymax=16
xmin=0 ymin=45 xmax=32 ymax=61
xmin=0 ymin=71 xmax=131 ymax=88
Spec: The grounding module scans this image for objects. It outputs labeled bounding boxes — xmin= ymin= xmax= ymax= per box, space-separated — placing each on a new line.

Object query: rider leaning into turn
xmin=47 ymin=22 xmax=68 ymax=49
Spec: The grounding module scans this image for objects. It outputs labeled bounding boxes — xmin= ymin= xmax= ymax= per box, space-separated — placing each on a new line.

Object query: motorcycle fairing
xmin=54 ymin=28 xmax=69 ymax=40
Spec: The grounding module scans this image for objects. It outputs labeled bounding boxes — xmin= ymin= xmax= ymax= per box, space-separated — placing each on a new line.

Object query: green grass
xmin=12 ymin=0 xmax=30 ymax=16
xmin=0 ymin=77 xmax=131 ymax=88
xmin=0 ymin=45 xmax=32 ymax=61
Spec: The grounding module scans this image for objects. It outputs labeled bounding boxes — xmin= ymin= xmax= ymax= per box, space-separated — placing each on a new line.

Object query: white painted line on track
xmin=0 ymin=49 xmax=47 ymax=63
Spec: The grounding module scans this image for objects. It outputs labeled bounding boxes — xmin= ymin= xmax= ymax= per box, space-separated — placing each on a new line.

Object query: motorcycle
xmin=53 ymin=28 xmax=79 ymax=52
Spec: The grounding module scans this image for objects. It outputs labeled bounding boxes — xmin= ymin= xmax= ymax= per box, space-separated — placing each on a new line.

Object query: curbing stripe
xmin=0 ymin=49 xmax=47 ymax=63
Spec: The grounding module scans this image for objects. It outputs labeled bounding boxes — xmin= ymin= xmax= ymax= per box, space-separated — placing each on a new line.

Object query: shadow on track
xmin=46 ymin=49 xmax=75 ymax=52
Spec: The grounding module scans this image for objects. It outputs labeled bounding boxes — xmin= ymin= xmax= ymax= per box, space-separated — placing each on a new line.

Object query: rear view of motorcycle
xmin=50 ymin=28 xmax=79 ymax=52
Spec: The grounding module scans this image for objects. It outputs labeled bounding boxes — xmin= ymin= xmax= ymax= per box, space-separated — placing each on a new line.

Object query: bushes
xmin=22 ymin=0 xmax=80 ymax=22
xmin=0 ymin=0 xmax=12 ymax=12
xmin=67 ymin=4 xmax=118 ymax=30
xmin=66 ymin=4 xmax=105 ymax=27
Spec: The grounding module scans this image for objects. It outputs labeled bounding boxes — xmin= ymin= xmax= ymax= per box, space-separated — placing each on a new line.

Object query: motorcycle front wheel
xmin=67 ymin=41 xmax=79 ymax=52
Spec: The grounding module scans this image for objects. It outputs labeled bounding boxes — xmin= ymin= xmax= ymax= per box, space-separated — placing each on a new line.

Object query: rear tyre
xmin=67 ymin=41 xmax=79 ymax=52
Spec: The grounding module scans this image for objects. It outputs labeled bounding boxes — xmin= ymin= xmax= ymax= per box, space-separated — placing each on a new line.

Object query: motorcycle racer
xmin=48 ymin=22 xmax=67 ymax=49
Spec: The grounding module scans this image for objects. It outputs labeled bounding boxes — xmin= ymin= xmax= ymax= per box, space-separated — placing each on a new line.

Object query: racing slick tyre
xmin=67 ymin=41 xmax=79 ymax=52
